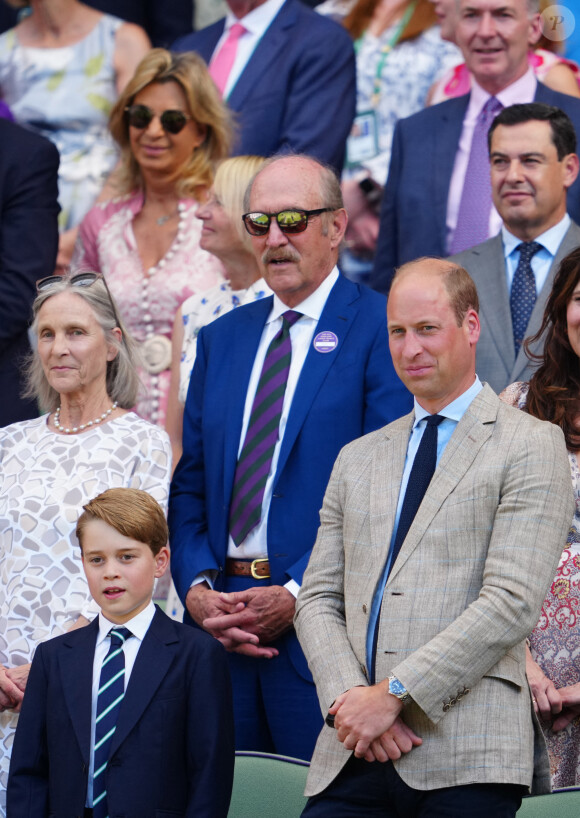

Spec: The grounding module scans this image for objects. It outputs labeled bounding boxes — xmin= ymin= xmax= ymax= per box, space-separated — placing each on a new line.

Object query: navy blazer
xmin=371 ymin=82 xmax=580 ymax=295
xmin=169 ymin=274 xmax=412 ymax=608
xmin=173 ymin=0 xmax=356 ymax=173
xmin=0 ymin=119 xmax=59 ymax=426
xmin=7 ymin=608 xmax=235 ymax=818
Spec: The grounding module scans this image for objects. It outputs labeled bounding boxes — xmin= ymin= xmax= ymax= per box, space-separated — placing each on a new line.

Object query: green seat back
xmin=518 ymin=788 xmax=580 ymax=817
xmin=227 ymin=751 xmax=309 ymax=818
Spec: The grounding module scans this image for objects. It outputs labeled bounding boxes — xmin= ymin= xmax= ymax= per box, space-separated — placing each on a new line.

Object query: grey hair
xmin=456 ymin=0 xmax=539 ymax=14
xmin=24 ymin=273 xmax=142 ymax=411
xmin=242 ymin=153 xmax=344 ymax=214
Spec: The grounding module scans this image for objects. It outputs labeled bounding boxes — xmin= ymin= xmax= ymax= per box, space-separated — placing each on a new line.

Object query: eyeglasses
xmin=36 ymin=272 xmax=122 ymax=329
xmin=242 ymin=208 xmax=333 ymax=237
xmin=125 ymin=104 xmax=192 ymax=134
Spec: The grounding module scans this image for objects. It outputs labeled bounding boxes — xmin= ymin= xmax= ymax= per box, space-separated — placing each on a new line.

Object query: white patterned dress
xmin=0 ymin=412 xmax=171 ymax=813
xmin=501 ymin=381 xmax=580 ymax=787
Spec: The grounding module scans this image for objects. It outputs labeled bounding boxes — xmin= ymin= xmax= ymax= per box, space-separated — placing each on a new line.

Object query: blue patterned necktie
xmin=229 ymin=310 xmax=302 ymax=546
xmin=370 ymin=414 xmax=445 ymax=681
xmin=450 ymin=96 xmax=503 ymax=254
xmin=511 ymin=241 xmax=542 ymax=356
xmin=92 ymin=627 xmax=132 ymax=817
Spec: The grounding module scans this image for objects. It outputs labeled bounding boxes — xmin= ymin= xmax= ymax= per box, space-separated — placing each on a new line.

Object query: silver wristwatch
xmin=387 ymin=674 xmax=411 ymax=706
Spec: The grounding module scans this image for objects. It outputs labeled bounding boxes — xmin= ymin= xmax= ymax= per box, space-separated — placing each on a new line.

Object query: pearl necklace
xmin=53 ymin=401 xmax=118 ymax=434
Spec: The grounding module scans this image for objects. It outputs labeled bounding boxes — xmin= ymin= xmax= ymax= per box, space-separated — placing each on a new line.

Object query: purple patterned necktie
xmin=229 ymin=310 xmax=302 ymax=546
xmin=449 ymin=96 xmax=503 ymax=255
xmin=511 ymin=241 xmax=542 ymax=356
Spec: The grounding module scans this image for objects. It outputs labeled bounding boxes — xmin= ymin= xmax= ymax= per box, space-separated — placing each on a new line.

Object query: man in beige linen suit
xmin=295 ymin=258 xmax=574 ymax=817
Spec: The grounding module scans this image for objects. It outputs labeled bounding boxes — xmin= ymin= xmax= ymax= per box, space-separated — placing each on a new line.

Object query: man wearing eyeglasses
xmin=169 ymin=155 xmax=412 ymax=760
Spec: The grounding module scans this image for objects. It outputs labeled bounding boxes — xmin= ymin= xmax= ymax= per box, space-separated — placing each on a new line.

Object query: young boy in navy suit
xmin=7 ymin=488 xmax=235 ymax=818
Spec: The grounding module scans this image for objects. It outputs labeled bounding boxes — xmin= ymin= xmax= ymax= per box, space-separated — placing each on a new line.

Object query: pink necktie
xmin=209 ymin=22 xmax=246 ymax=96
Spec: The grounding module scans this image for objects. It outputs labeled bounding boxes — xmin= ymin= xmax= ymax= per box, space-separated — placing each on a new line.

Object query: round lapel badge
xmin=313 ymin=331 xmax=338 ymax=353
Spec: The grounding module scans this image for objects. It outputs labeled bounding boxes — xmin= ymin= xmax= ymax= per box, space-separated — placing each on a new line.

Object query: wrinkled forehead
xmin=249 ymin=160 xmax=324 ymax=211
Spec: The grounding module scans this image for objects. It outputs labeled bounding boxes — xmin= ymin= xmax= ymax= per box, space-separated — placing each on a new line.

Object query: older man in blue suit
xmin=169 ymin=155 xmax=412 ymax=760
xmin=173 ymin=0 xmax=356 ymax=174
xmin=371 ymin=0 xmax=580 ymax=294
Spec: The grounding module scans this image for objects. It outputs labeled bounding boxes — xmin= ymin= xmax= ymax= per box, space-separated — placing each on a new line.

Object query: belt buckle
xmin=250 ymin=558 xmax=270 ymax=580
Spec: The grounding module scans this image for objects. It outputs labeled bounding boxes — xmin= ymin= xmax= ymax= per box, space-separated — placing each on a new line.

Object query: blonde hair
xmin=214 ymin=156 xmax=265 ymax=248
xmin=109 ymin=49 xmax=233 ymax=199
xmin=76 ymin=488 xmax=168 ymax=556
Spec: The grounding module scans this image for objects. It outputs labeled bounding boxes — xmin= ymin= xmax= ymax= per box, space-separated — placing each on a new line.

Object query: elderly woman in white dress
xmin=0 ymin=271 xmax=171 ymax=814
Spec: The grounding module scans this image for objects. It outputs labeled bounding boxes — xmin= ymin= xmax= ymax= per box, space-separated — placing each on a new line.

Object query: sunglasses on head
xmin=242 ymin=208 xmax=333 ymax=237
xmin=125 ymin=104 xmax=192 ymax=135
xmin=36 ymin=272 xmax=122 ymax=329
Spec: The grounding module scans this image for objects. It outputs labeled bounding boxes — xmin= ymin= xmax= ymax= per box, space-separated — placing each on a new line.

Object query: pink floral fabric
xmin=74 ymin=191 xmax=223 ymax=426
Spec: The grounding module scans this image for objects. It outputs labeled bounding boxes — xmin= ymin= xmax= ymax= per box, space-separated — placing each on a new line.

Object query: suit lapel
xmin=387 ymin=386 xmax=498 ymax=583
xmin=512 ymin=222 xmax=580 ymax=380
xmin=227 ymin=1 xmax=294 ymax=110
xmin=59 ymin=618 xmax=99 ymax=764
xmin=433 ymin=96 xmax=469 ymax=244
xmin=275 ymin=276 xmax=356 ymax=479
xmin=196 ymin=21 xmax=224 ymax=63
xmin=110 ymin=609 xmax=178 ymax=757
xmin=222 ymin=297 xmax=273 ymax=499
xmin=474 ymin=235 xmax=515 ymax=372
xmin=368 ymin=418 xmax=412 ymax=594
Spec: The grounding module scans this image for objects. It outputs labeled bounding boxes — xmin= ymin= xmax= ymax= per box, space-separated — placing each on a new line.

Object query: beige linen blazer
xmin=295 ymin=385 xmax=573 ymax=797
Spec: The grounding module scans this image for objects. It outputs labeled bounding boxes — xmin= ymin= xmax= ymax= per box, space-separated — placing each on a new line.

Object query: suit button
xmin=443 ymin=702 xmax=450 ymax=712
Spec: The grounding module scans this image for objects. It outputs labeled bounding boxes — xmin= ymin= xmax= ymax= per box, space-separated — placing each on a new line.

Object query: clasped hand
xmin=186 ymin=583 xmax=295 ymax=658
xmin=329 ymin=682 xmax=422 ymax=762
xmin=0 ymin=664 xmax=29 ymax=712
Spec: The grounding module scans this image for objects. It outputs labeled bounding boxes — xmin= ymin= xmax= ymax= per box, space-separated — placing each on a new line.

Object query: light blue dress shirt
xmin=502 ymin=213 xmax=571 ymax=295
xmin=366 ymin=377 xmax=484 ymax=674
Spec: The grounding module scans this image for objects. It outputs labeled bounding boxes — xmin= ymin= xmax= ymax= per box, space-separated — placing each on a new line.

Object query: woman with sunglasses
xmin=73 ymin=48 xmax=231 ymax=429
xmin=0 ymin=271 xmax=171 ymax=815
xmin=0 ymin=0 xmax=151 ymax=273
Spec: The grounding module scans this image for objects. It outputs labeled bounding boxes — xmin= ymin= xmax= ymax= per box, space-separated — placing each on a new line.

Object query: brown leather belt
xmin=225 ymin=558 xmax=270 ymax=579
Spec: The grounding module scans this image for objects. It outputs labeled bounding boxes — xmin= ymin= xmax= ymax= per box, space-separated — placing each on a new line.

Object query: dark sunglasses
xmin=242 ymin=208 xmax=333 ymax=237
xmin=36 ymin=272 xmax=122 ymax=329
xmin=124 ymin=104 xmax=192 ymax=134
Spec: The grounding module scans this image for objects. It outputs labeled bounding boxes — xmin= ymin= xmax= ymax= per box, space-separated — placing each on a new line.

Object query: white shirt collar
xmin=97 ymin=600 xmax=156 ymax=645
xmin=224 ymin=0 xmax=286 ymax=36
xmin=502 ymin=213 xmax=571 ymax=259
xmin=269 ymin=267 xmax=340 ymax=323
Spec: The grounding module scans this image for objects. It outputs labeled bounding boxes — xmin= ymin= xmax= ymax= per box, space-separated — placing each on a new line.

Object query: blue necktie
xmin=511 ymin=241 xmax=542 ymax=356
xmin=371 ymin=415 xmax=444 ymax=682
xmin=92 ymin=627 xmax=132 ymax=817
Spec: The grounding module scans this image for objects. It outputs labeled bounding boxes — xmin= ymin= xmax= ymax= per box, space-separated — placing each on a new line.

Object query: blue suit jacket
xmin=7 ymin=608 xmax=235 ymax=818
xmin=173 ymin=0 xmax=356 ymax=173
xmin=0 ymin=119 xmax=59 ymax=426
xmin=169 ymin=275 xmax=411 ymax=610
xmin=371 ymin=82 xmax=580 ymax=294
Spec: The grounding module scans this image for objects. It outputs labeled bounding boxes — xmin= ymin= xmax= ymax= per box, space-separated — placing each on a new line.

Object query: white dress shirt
xmin=212 ymin=0 xmax=286 ymax=99
xmin=446 ymin=69 xmax=537 ymax=251
xmin=87 ymin=602 xmax=156 ymax=806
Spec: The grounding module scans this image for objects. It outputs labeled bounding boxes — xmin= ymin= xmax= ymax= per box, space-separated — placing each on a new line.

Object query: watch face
xmin=389 ymin=678 xmax=406 ymax=697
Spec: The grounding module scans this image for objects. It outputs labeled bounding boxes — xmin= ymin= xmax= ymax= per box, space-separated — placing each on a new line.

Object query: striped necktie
xmin=92 ymin=627 xmax=132 ymax=818
xmin=229 ymin=310 xmax=302 ymax=546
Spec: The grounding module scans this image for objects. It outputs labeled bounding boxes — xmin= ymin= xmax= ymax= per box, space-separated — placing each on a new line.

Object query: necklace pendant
xmin=156 ymin=214 xmax=170 ymax=226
